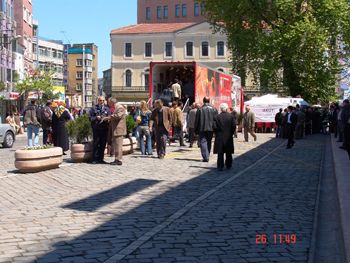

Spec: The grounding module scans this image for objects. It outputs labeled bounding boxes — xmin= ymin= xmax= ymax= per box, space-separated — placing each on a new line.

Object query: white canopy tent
xmin=244 ymin=94 xmax=310 ymax=122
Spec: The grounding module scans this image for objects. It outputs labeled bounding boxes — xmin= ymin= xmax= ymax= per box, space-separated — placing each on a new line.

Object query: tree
xmin=15 ymin=68 xmax=56 ymax=106
xmin=201 ymin=0 xmax=350 ymax=103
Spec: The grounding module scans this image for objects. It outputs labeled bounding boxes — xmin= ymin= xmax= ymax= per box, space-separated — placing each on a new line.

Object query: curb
xmin=331 ymin=136 xmax=350 ymax=263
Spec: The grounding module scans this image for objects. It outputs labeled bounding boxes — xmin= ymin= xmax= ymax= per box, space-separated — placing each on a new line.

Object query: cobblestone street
xmin=0 ymin=133 xmax=325 ymax=262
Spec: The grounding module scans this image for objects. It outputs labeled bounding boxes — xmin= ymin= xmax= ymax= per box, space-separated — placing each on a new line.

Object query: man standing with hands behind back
xmin=89 ymin=96 xmax=111 ymax=164
xmin=107 ymin=98 xmax=126 ymax=165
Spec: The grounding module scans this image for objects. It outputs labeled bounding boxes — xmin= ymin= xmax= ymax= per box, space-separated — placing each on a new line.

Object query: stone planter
xmin=71 ymin=143 xmax=93 ymax=162
xmin=123 ymin=137 xmax=137 ymax=155
xmin=14 ymin=147 xmax=63 ymax=173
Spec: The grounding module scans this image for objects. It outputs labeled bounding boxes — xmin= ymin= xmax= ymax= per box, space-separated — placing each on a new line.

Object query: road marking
xmin=104 ymin=140 xmax=287 ymax=263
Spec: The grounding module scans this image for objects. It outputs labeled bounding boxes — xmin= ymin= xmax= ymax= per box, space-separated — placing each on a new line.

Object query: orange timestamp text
xmin=256 ymin=234 xmax=296 ymax=244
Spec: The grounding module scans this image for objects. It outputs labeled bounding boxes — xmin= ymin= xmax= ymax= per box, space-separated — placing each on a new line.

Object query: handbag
xmin=136 ymin=111 xmax=142 ymax=124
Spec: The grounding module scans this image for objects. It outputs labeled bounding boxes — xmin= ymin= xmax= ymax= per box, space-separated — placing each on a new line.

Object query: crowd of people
xmin=273 ymin=99 xmax=350 ymax=159
xmin=13 ymin=94 xmax=350 ymax=170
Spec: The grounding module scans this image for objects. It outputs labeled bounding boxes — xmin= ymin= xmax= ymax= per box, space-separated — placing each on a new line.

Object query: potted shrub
xmin=14 ymin=145 xmax=63 ymax=173
xmin=237 ymin=113 xmax=244 ymax=132
xmin=122 ymin=115 xmax=137 ymax=154
xmin=65 ymin=114 xmax=93 ymax=162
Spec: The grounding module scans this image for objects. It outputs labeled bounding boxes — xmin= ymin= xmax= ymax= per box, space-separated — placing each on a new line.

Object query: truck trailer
xmin=149 ymin=62 xmax=243 ymax=113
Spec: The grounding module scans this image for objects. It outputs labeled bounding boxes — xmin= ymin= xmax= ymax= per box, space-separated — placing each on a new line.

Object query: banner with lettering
xmin=249 ymin=106 xmax=283 ymax=123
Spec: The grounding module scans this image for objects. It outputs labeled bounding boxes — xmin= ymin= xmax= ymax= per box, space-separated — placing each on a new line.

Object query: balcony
xmin=85 ymin=66 xmax=92 ymax=72
xmin=84 ymin=78 xmax=92 ymax=84
xmin=84 ymin=53 xmax=92 ymax=60
xmin=108 ymin=86 xmax=150 ymax=99
xmin=85 ymin=90 xmax=92 ymax=96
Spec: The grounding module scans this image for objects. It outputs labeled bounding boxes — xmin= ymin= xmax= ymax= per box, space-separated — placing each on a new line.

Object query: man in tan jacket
xmin=173 ymin=101 xmax=185 ymax=146
xmin=243 ymin=106 xmax=257 ymax=142
xmin=106 ymin=97 xmax=126 ymax=165
xmin=149 ymin=99 xmax=172 ymax=159
xmin=171 ymin=79 xmax=181 ymax=103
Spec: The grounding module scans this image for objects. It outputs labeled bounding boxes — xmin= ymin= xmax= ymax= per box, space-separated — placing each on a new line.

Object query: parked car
xmin=0 ymin=124 xmax=16 ymax=148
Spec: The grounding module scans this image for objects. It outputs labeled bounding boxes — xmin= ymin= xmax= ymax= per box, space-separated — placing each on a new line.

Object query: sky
xmin=33 ymin=0 xmax=138 ymax=78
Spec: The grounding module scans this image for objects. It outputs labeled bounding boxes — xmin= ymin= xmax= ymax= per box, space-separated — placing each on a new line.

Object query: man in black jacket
xmin=41 ymin=101 xmax=53 ymax=145
xmin=282 ymin=106 xmax=297 ymax=149
xmin=213 ymin=103 xmax=236 ymax=171
xmin=274 ymin=108 xmax=283 ymax=138
xmin=23 ymin=100 xmax=41 ymax=146
xmin=194 ymin=97 xmax=218 ymax=162
xmin=89 ymin=96 xmax=111 ymax=164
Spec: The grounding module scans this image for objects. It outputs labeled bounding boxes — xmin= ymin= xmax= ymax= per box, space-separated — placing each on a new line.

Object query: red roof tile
xmin=111 ymin=23 xmax=196 ymax=35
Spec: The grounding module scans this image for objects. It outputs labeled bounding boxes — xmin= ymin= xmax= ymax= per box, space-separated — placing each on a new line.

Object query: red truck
xmin=149 ymin=61 xmax=243 ymax=113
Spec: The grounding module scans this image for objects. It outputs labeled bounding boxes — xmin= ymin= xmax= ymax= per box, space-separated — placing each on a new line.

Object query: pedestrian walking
xmin=41 ymin=101 xmax=53 ymax=145
xmin=173 ymin=101 xmax=186 ymax=146
xmin=107 ymin=98 xmax=126 ymax=165
xmin=149 ymin=99 xmax=172 ymax=159
xmin=194 ymin=97 xmax=218 ymax=162
xmin=213 ymin=103 xmax=236 ymax=171
xmin=341 ymin=99 xmax=350 ymax=157
xmin=282 ymin=106 xmax=297 ymax=149
xmin=337 ymin=103 xmax=344 ymax=143
xmin=274 ymin=108 xmax=283 ymax=138
xmin=294 ymin=104 xmax=305 ymax=139
xmin=52 ymin=104 xmax=70 ymax=154
xmin=89 ymin=96 xmax=111 ymax=164
xmin=243 ymin=106 xmax=257 ymax=142
xmin=187 ymin=103 xmax=199 ymax=147
xmin=23 ymin=100 xmax=42 ymax=147
xmin=134 ymin=100 xmax=153 ymax=155
xmin=171 ymin=79 xmax=181 ymax=103
xmin=230 ymin=107 xmax=238 ymax=138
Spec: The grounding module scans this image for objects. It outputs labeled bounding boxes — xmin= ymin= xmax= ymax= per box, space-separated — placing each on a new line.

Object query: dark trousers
xmin=217 ymin=152 xmax=232 ymax=170
xmin=285 ymin=124 xmax=295 ymax=148
xmin=174 ymin=126 xmax=184 ymax=145
xmin=189 ymin=128 xmax=196 ymax=146
xmin=156 ymin=126 xmax=168 ymax=156
xmin=199 ymin=131 xmax=213 ymax=161
xmin=344 ymin=124 xmax=350 ymax=160
xmin=43 ymin=130 xmax=50 ymax=145
xmin=92 ymin=128 xmax=108 ymax=161
xmin=337 ymin=121 xmax=343 ymax=142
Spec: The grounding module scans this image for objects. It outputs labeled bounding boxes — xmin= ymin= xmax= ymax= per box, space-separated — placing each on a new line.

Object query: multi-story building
xmin=65 ymin=43 xmax=98 ymax=109
xmin=14 ymin=0 xmax=34 ymax=76
xmin=0 ymin=0 xmax=21 ymax=122
xmin=33 ymin=37 xmax=64 ymax=86
xmin=103 ymin=68 xmax=111 ymax=93
xmin=137 ymin=0 xmax=205 ymax=24
xmin=109 ymin=21 xmax=252 ymax=105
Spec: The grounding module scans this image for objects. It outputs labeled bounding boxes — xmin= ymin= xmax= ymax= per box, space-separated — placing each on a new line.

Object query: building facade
xmin=14 ymin=0 xmax=34 ymax=76
xmin=65 ymin=43 xmax=98 ymax=109
xmin=137 ymin=0 xmax=205 ymax=24
xmin=110 ymin=21 xmax=252 ymax=105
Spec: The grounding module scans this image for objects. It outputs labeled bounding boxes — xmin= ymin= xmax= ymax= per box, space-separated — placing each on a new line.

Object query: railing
xmin=108 ymin=86 xmax=150 ymax=93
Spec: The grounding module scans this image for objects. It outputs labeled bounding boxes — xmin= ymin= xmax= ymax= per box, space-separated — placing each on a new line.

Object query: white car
xmin=0 ymin=124 xmax=16 ymax=148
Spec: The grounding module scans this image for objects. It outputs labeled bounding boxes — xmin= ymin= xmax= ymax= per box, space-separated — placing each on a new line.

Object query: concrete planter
xmin=71 ymin=143 xmax=93 ymax=162
xmin=14 ymin=147 xmax=63 ymax=173
xmin=123 ymin=137 xmax=137 ymax=155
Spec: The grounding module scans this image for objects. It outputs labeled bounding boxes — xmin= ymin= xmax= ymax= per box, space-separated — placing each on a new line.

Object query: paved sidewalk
xmin=330 ymin=136 xmax=350 ymax=263
xmin=0 ymin=133 xmax=325 ymax=262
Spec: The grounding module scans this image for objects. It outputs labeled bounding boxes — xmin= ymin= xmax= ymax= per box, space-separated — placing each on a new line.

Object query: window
xmin=52 ymin=50 xmax=57 ymax=58
xmin=76 ymin=83 xmax=82 ymax=91
xmin=85 ymin=72 xmax=92 ymax=79
xmin=32 ymin=44 xmax=37 ymax=54
xmin=145 ymin=42 xmax=152 ymax=58
xmin=76 ymin=59 xmax=83 ymax=66
xmin=164 ymin=6 xmax=168 ymax=18
xmin=185 ymin=41 xmax=194 ymax=58
xmin=182 ymin=4 xmax=187 ymax=17
xmin=39 ymin=48 xmax=44 ymax=56
xmin=201 ymin=3 xmax=205 ymax=15
xmin=45 ymin=49 xmax=50 ymax=57
xmin=124 ymin=42 xmax=132 ymax=58
xmin=33 ymin=27 xmax=37 ymax=37
xmin=85 ymin=59 xmax=92 ymax=67
xmin=165 ymin=42 xmax=172 ymax=57
xmin=56 ymin=67 xmax=62 ymax=73
xmin=146 ymin=7 xmax=150 ymax=19
xmin=65 ymin=85 xmax=69 ymax=92
xmin=217 ymin=68 xmax=225 ymax=72
xmin=217 ymin=41 xmax=225 ymax=57
xmin=125 ymin=69 xmax=132 ymax=87
xmin=157 ymin=6 xmax=161 ymax=18
xmin=58 ymin=52 xmax=62 ymax=59
xmin=76 ymin=72 xmax=83 ymax=79
xmin=201 ymin=41 xmax=209 ymax=57
xmin=194 ymin=3 xmax=199 ymax=16
xmin=175 ymin=5 xmax=180 ymax=17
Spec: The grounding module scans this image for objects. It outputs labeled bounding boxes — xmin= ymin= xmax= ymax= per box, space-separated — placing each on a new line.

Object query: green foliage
xmin=21 ymin=145 xmax=54 ymax=150
xmin=237 ymin=113 xmax=244 ymax=125
xmin=0 ymin=80 xmax=6 ymax=91
xmin=125 ymin=115 xmax=136 ymax=137
xmin=15 ymin=68 xmax=55 ymax=106
xmin=65 ymin=114 xmax=92 ymax=143
xmin=202 ymin=0 xmax=350 ymax=104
